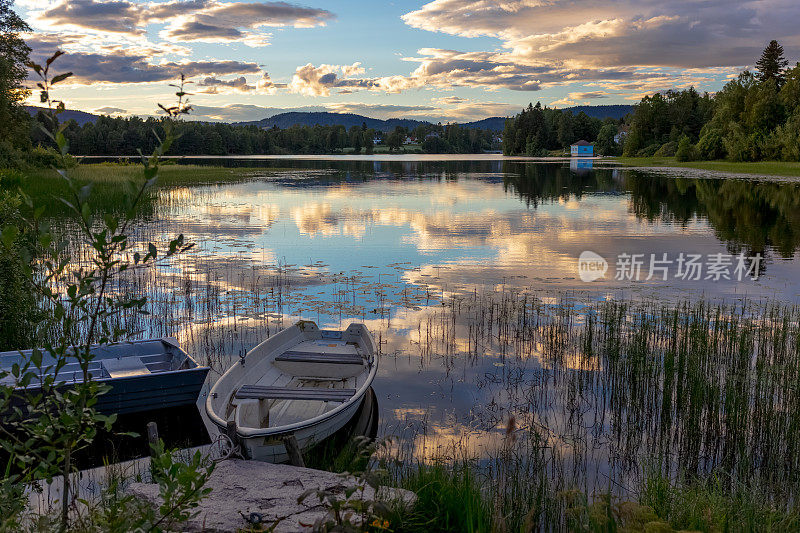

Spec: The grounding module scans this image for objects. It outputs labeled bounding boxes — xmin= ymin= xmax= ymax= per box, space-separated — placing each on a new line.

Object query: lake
xmin=60 ymin=157 xmax=800 ymax=497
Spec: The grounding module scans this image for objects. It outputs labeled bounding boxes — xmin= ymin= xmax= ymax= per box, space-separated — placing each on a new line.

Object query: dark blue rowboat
xmin=0 ymin=338 xmax=209 ymax=415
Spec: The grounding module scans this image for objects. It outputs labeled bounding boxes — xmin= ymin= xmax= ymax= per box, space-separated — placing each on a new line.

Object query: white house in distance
xmin=570 ymin=140 xmax=594 ymax=156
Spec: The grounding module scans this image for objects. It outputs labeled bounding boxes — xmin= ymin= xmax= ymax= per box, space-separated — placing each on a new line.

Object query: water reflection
xmin=53 ymin=159 xmax=800 ymax=498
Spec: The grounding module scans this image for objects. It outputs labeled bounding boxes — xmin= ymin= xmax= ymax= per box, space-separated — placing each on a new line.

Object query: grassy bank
xmin=377 ymin=461 xmax=800 ymax=532
xmin=22 ymin=163 xmax=267 ymax=186
xmin=8 ymin=164 xmax=270 ymax=216
xmin=616 ymin=157 xmax=800 ymax=177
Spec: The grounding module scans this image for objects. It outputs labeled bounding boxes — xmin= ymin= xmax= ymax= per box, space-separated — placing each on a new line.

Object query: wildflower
xmin=371 ymin=517 xmax=390 ymax=529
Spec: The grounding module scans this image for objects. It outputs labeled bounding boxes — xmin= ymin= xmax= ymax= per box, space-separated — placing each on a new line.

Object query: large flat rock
xmin=127 ymin=459 xmax=414 ymax=532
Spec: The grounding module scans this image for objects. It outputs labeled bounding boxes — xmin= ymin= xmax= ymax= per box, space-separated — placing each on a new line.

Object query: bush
xmin=0 ymin=141 xmax=25 ymax=169
xmin=24 ymin=145 xmax=77 ymax=168
xmin=675 ymin=136 xmax=698 ymax=162
xmin=654 ymin=141 xmax=678 ymax=157
xmin=776 ymin=112 xmax=800 ymax=161
xmin=696 ymin=129 xmax=725 ymax=160
xmin=758 ymin=131 xmax=783 ymax=161
xmin=635 ymin=143 xmax=661 ymax=157
xmin=723 ymin=124 xmax=756 ymax=161
xmin=0 ymin=190 xmax=43 ymax=350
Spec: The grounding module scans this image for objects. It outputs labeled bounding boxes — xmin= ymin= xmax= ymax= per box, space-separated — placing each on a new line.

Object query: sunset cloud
xmin=284 ymin=49 xmax=684 ymax=98
xmin=31 ymin=0 xmax=334 ymax=46
xmin=94 ymin=106 xmax=127 ymax=114
xmin=197 ymin=72 xmax=283 ymax=94
xmin=288 ymin=62 xmax=367 ymax=96
xmin=26 ymin=42 xmax=261 ymax=85
xmin=402 ymin=0 xmax=800 ymax=69
xmin=17 ymin=0 xmax=800 ymax=120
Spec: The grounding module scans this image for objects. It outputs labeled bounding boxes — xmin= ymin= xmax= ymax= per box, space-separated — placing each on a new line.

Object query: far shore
xmin=26 ymin=156 xmax=800 ymax=182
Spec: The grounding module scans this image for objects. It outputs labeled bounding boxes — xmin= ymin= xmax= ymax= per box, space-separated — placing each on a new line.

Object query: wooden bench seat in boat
xmin=274 ymin=351 xmax=363 ymax=365
xmin=234 ymin=385 xmax=356 ymax=402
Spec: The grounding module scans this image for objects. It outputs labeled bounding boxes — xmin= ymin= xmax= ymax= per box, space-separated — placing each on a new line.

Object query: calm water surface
xmin=84 ymin=158 xmax=800 ymax=491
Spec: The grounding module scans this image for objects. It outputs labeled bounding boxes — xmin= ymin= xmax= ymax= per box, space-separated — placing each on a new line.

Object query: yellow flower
xmin=371 ymin=518 xmax=390 ymax=530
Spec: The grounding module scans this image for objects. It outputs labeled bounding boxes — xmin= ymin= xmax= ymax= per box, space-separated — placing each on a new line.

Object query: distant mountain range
xmin=25 ymin=106 xmax=101 ymax=126
xmin=26 ymin=104 xmax=635 ymax=132
xmin=561 ymin=105 xmax=634 ymax=120
xmin=235 ymin=112 xmax=430 ymax=132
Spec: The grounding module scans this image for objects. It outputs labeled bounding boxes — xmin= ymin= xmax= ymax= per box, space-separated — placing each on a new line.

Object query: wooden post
xmin=226 ymin=420 xmax=237 ymax=443
xmin=146 ymin=421 xmax=159 ymax=451
xmin=282 ymin=435 xmax=305 ymax=467
xmin=259 ymin=399 xmax=270 ymax=429
xmin=147 ymin=421 xmax=159 ymax=481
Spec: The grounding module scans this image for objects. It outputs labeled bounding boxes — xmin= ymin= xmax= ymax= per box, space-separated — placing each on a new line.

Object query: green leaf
xmin=46 ymin=50 xmax=64 ymax=66
xmin=104 ymin=214 xmax=119 ymax=233
xmin=79 ymin=183 xmax=93 ymax=202
xmin=51 ymin=72 xmax=73 ymax=85
xmin=31 ymin=349 xmax=43 ymax=368
xmin=1 ymin=225 xmax=19 ymax=248
xmin=26 ymin=61 xmax=43 ymax=75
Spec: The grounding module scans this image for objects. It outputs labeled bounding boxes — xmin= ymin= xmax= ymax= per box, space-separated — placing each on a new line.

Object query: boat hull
xmin=94 ymin=366 xmax=210 ymax=415
xmin=9 ymin=367 xmax=210 ymax=416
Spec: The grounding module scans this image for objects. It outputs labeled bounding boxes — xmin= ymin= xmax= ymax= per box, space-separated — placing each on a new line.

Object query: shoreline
xmin=615 ymin=156 xmax=800 ymax=178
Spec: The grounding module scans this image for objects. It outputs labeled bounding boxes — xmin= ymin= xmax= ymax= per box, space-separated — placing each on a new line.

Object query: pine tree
xmin=756 ymin=40 xmax=789 ymax=88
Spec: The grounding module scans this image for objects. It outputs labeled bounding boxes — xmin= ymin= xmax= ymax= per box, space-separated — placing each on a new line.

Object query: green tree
xmin=364 ymin=128 xmax=374 ymax=154
xmin=0 ymin=0 xmax=31 ymax=155
xmin=386 ymin=128 xmax=403 ymax=151
xmin=755 ymin=40 xmax=789 ymax=88
xmin=675 ymin=135 xmax=696 ymax=161
xmin=780 ymin=62 xmax=800 ymax=115
xmin=595 ymin=123 xmax=619 ymax=156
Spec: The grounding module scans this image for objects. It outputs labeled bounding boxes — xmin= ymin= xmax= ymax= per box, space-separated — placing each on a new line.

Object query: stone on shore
xmin=127 ymin=459 xmax=415 ymax=532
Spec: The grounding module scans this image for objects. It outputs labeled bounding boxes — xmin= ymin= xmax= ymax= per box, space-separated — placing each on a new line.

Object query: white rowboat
xmin=205 ymin=321 xmax=377 ymax=463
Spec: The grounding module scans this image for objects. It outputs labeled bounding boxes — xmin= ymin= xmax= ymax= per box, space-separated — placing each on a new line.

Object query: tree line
xmin=623 ymin=40 xmax=799 ymax=162
xmin=501 ymin=103 xmax=619 ymax=156
xmin=25 ymin=114 xmax=499 ymax=157
xmin=503 ymin=40 xmax=799 ymax=162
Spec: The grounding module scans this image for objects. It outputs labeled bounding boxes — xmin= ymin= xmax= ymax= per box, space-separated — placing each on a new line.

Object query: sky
xmin=17 ymin=0 xmax=800 ymax=123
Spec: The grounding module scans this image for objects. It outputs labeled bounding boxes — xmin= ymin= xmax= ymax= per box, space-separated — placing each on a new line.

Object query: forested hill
xmin=244 ymin=106 xmax=634 ymax=132
xmin=562 ymin=105 xmax=634 ymax=120
xmin=25 ymin=106 xmax=100 ymax=126
xmin=25 ymin=106 xmax=633 ymax=132
xmin=237 ymin=112 xmax=429 ymax=132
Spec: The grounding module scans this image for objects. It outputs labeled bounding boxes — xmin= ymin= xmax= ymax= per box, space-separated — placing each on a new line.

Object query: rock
xmin=127 ymin=459 xmax=415 ymax=532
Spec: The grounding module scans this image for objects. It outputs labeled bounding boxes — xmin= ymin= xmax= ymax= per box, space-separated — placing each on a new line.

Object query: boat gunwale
xmin=0 ymin=337 xmax=209 ymax=389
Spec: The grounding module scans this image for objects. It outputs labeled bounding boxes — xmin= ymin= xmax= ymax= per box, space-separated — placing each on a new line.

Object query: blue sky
xmin=17 ymin=0 xmax=800 ymax=122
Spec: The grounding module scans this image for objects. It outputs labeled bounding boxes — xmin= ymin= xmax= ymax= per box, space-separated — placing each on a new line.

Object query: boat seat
xmin=275 ymin=351 xmax=363 ymax=365
xmin=234 ymin=385 xmax=356 ymax=402
xmin=102 ymin=357 xmax=151 ymax=378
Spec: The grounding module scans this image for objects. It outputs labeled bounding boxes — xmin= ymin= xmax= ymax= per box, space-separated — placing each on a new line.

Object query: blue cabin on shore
xmin=570 ymin=140 xmax=593 ymax=157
